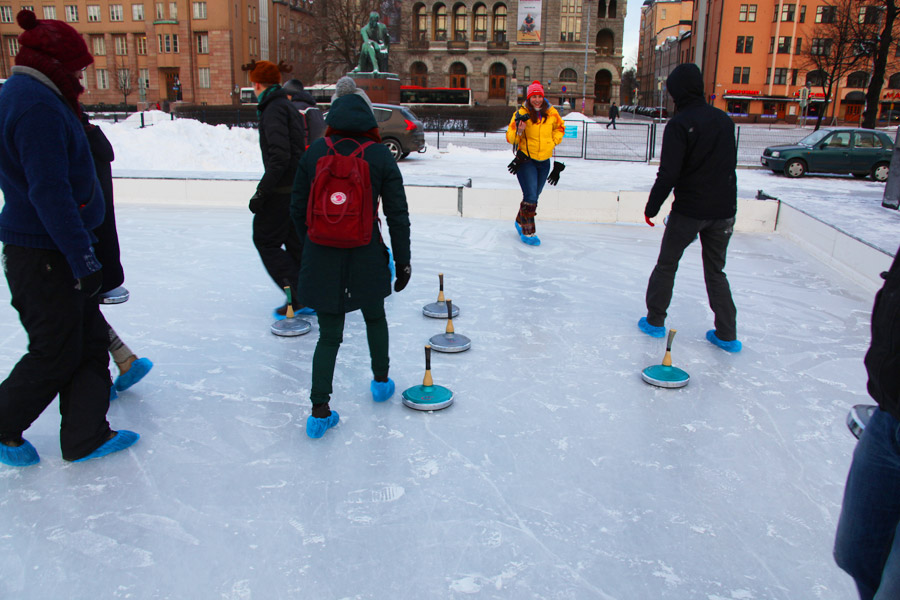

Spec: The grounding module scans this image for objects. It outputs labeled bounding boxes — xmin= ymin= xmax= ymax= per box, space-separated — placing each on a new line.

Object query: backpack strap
xmin=324 ymin=136 xmax=374 ymax=158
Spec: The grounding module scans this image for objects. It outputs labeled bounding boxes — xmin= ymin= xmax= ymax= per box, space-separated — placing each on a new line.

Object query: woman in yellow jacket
xmin=506 ymin=80 xmax=566 ymax=246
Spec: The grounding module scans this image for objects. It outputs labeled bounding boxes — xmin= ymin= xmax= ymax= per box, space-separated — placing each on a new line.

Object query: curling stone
xmin=99 ymin=286 xmax=130 ymax=304
xmin=271 ymin=286 xmax=311 ymax=337
xmin=847 ymin=404 xmax=877 ymax=440
xmin=429 ymin=299 xmax=471 ymax=353
xmin=641 ymin=329 xmax=690 ymax=388
xmin=402 ymin=345 xmax=454 ymax=411
xmin=423 ymin=273 xmax=460 ymax=319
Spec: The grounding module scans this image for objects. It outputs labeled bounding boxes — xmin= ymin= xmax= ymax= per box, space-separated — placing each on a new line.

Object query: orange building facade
xmin=690 ymin=0 xmax=900 ymax=124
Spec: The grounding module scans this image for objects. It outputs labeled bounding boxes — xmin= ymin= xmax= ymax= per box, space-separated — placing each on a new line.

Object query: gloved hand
xmin=249 ymin=191 xmax=264 ymax=214
xmin=75 ymin=269 xmax=103 ymax=297
xmin=507 ymin=151 xmax=529 ymax=175
xmin=644 ymin=215 xmax=656 ymax=227
xmin=394 ymin=263 xmax=411 ymax=292
xmin=546 ymin=161 xmax=566 ymax=186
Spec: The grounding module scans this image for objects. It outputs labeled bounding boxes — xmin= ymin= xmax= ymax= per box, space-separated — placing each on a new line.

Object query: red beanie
xmin=526 ymin=80 xmax=545 ymax=99
xmin=246 ymin=60 xmax=282 ymax=85
xmin=16 ymin=9 xmax=92 ymax=72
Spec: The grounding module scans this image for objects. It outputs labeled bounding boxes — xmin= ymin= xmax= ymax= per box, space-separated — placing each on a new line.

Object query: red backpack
xmin=306 ymin=137 xmax=376 ymax=248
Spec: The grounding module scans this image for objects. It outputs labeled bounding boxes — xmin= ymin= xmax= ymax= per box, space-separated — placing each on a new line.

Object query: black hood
xmin=666 ymin=63 xmax=705 ymax=109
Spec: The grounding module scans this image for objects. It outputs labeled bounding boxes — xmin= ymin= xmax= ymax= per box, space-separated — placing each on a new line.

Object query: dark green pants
xmin=310 ymin=302 xmax=389 ymax=406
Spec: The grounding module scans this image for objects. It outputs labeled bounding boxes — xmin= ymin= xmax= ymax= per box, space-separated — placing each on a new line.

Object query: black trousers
xmin=0 ymin=245 xmax=112 ymax=460
xmin=645 ymin=212 xmax=738 ymax=341
xmin=252 ymin=191 xmax=303 ymax=301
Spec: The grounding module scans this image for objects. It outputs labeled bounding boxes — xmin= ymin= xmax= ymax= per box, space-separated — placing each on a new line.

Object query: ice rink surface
xmin=0 ymin=205 xmax=875 ymax=599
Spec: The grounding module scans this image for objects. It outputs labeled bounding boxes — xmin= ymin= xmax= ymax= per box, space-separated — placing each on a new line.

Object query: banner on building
xmin=517 ymin=0 xmax=542 ymax=44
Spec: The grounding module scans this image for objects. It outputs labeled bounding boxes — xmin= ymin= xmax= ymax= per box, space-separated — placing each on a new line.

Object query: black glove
xmin=546 ymin=161 xmax=566 ymax=186
xmin=507 ymin=151 xmax=529 ymax=175
xmin=249 ymin=191 xmax=264 ymax=214
xmin=394 ymin=263 xmax=411 ymax=292
xmin=75 ymin=269 xmax=103 ymax=297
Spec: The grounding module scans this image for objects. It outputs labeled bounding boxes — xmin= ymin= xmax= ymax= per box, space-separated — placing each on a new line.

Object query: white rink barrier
xmin=111 ymin=177 xmax=888 ymax=291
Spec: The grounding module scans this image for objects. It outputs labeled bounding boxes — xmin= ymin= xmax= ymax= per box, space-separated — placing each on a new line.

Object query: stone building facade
xmin=335 ymin=0 xmax=626 ymax=115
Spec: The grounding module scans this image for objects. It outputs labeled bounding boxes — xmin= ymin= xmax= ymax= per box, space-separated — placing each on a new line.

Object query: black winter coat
xmin=290 ymin=93 xmax=411 ymax=314
xmin=646 ymin=63 xmax=737 ymax=221
xmin=257 ymin=87 xmax=305 ymax=197
xmin=84 ymin=121 xmax=125 ymax=293
xmin=288 ymin=89 xmax=326 ymax=147
xmin=865 ymin=247 xmax=900 ymax=421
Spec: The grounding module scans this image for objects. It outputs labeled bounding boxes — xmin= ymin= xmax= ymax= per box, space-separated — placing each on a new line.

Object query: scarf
xmin=15 ymin=47 xmax=84 ymax=118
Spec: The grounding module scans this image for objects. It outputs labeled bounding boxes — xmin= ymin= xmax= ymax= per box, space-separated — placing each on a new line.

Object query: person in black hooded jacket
xmin=637 ymin=63 xmax=742 ymax=353
xmin=834 ymin=247 xmax=900 ymax=600
xmin=282 ymin=78 xmax=325 ymax=149
xmin=243 ymin=60 xmax=309 ymax=317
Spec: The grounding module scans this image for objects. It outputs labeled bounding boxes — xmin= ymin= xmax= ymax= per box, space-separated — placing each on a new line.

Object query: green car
xmin=760 ymin=128 xmax=893 ymax=182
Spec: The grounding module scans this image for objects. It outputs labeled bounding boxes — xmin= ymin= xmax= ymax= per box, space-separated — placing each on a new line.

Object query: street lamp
xmin=509 ymin=58 xmax=518 ymax=106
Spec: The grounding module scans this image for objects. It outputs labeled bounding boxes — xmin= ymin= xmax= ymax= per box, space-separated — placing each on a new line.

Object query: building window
xmin=799 ymin=5 xmax=806 ymax=23
xmin=92 ymin=35 xmax=106 ymax=55
xmin=198 ymin=67 xmax=210 ymax=88
xmin=860 ymin=7 xmax=881 ymax=25
xmin=453 ymin=4 xmax=467 ymax=41
xmin=132 ymin=4 xmax=143 ymax=20
xmin=413 ymin=4 xmax=427 ymax=40
xmin=847 ymin=71 xmax=870 ymax=88
xmin=493 ymin=5 xmax=507 ymax=42
xmin=87 ymin=5 xmax=101 ymax=22
xmin=434 ymin=4 xmax=447 ymax=41
xmin=0 ymin=6 xmax=14 ymax=22
xmin=110 ymin=4 xmax=123 ymax=21
xmin=727 ymin=99 xmax=749 ymax=114
xmin=791 ymin=69 xmax=798 ymax=85
xmin=474 ymin=4 xmax=487 ymax=41
xmin=773 ymin=67 xmax=788 ymax=85
xmin=158 ymin=33 xmax=178 ymax=53
xmin=193 ymin=2 xmax=206 ymax=19
xmin=781 ymin=3 xmax=795 ymax=22
xmin=139 ymin=67 xmax=149 ymax=91
xmin=795 ymin=37 xmax=802 ymax=54
xmin=811 ymin=38 xmax=832 ymax=55
xmin=736 ymin=35 xmax=754 ymax=53
xmin=561 ymin=0 xmax=583 ymax=43
xmin=816 ymin=6 xmax=836 ymax=23
xmin=739 ymin=4 xmax=757 ymax=22
xmin=64 ymin=5 xmax=78 ymax=21
xmin=766 ymin=67 xmax=770 ymax=84
xmin=137 ymin=34 xmax=147 ymax=54
xmin=169 ymin=1 xmax=177 ymax=19
xmin=196 ymin=32 xmax=208 ymax=54
xmin=114 ymin=34 xmax=127 ymax=55
xmin=777 ymin=36 xmax=791 ymax=54
xmin=42 ymin=6 xmax=56 ymax=19
xmin=96 ymin=69 xmax=109 ymax=89
xmin=6 ymin=36 xmax=19 ymax=56
xmin=732 ymin=66 xmax=750 ymax=84
xmin=155 ymin=2 xmax=164 ymax=19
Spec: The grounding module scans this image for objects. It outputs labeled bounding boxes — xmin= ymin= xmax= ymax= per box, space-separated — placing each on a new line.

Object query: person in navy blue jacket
xmin=0 ymin=10 xmax=138 ymax=467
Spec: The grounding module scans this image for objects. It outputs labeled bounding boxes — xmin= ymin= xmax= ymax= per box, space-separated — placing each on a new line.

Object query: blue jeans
xmin=516 ymin=158 xmax=551 ymax=204
xmin=834 ymin=408 xmax=900 ymax=600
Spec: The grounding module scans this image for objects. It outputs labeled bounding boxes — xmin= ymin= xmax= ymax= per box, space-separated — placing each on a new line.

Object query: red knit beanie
xmin=16 ymin=9 xmax=92 ymax=72
xmin=526 ymin=80 xmax=545 ymax=99
xmin=247 ymin=60 xmax=282 ymax=85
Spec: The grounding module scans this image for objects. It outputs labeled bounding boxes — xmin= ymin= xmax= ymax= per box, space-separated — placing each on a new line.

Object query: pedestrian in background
xmin=607 ymin=102 xmax=619 ymax=129
xmin=282 ymin=78 xmax=325 ymax=149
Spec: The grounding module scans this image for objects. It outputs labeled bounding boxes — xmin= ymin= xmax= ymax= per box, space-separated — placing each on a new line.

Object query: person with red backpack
xmin=290 ymin=91 xmax=411 ymax=439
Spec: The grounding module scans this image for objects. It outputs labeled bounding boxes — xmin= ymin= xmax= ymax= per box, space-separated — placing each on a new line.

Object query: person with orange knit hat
xmin=242 ymin=60 xmax=311 ymax=319
xmin=505 ymin=80 xmax=565 ymax=246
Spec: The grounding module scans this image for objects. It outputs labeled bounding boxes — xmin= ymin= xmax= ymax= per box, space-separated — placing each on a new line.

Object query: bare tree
xmin=862 ymin=0 xmax=899 ymax=128
xmin=310 ymin=0 xmax=383 ymax=81
xmin=112 ymin=58 xmax=137 ymax=112
xmin=802 ymin=0 xmax=871 ymax=129
xmin=620 ymin=68 xmax=637 ymax=104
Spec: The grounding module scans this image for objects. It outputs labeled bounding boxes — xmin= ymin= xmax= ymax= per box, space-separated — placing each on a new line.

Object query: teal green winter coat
xmin=290 ymin=93 xmax=411 ymax=314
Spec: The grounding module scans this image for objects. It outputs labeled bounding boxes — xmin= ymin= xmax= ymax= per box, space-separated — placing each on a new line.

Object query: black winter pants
xmin=0 ymin=245 xmax=112 ymax=460
xmin=645 ymin=212 xmax=738 ymax=341
xmin=252 ymin=191 xmax=303 ymax=301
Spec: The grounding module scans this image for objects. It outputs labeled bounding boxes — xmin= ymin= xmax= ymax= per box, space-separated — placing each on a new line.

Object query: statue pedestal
xmin=350 ymin=73 xmax=401 ymax=105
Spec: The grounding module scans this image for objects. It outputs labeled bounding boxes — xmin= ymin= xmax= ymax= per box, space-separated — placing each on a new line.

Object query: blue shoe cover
xmin=387 ymin=246 xmax=396 ymax=279
xmin=115 ymin=358 xmax=153 ymax=392
xmin=0 ymin=439 xmax=40 ymax=467
xmin=73 ymin=430 xmax=140 ymax=462
xmin=515 ymin=221 xmax=523 ymax=235
xmin=371 ymin=379 xmax=395 ymax=403
xmin=638 ymin=317 xmax=666 ymax=338
xmin=306 ymin=411 xmax=340 ymax=439
xmin=110 ymin=385 xmax=118 ymax=402
xmin=706 ymin=330 xmax=742 ymax=353
xmin=294 ymin=306 xmax=316 ymax=316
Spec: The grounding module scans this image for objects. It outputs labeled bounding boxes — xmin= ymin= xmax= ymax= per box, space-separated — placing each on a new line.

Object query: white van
xmin=239 ymin=87 xmax=257 ymax=104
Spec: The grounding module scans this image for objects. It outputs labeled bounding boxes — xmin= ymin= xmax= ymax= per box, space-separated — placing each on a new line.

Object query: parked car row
xmin=761 ymin=128 xmax=893 ymax=182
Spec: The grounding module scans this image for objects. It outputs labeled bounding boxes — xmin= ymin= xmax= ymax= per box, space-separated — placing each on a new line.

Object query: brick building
xmin=351 ymin=0 xmax=626 ymax=115
xmin=0 ymin=0 xmax=317 ymax=107
xmin=636 ymin=0 xmax=692 ymax=108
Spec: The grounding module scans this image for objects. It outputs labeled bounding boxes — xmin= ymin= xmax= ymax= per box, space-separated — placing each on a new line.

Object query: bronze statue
xmin=352 ymin=11 xmax=390 ymax=74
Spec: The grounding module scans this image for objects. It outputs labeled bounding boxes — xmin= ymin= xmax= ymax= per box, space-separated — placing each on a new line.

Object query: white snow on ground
xmin=0 ymin=113 xmax=896 ymax=598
